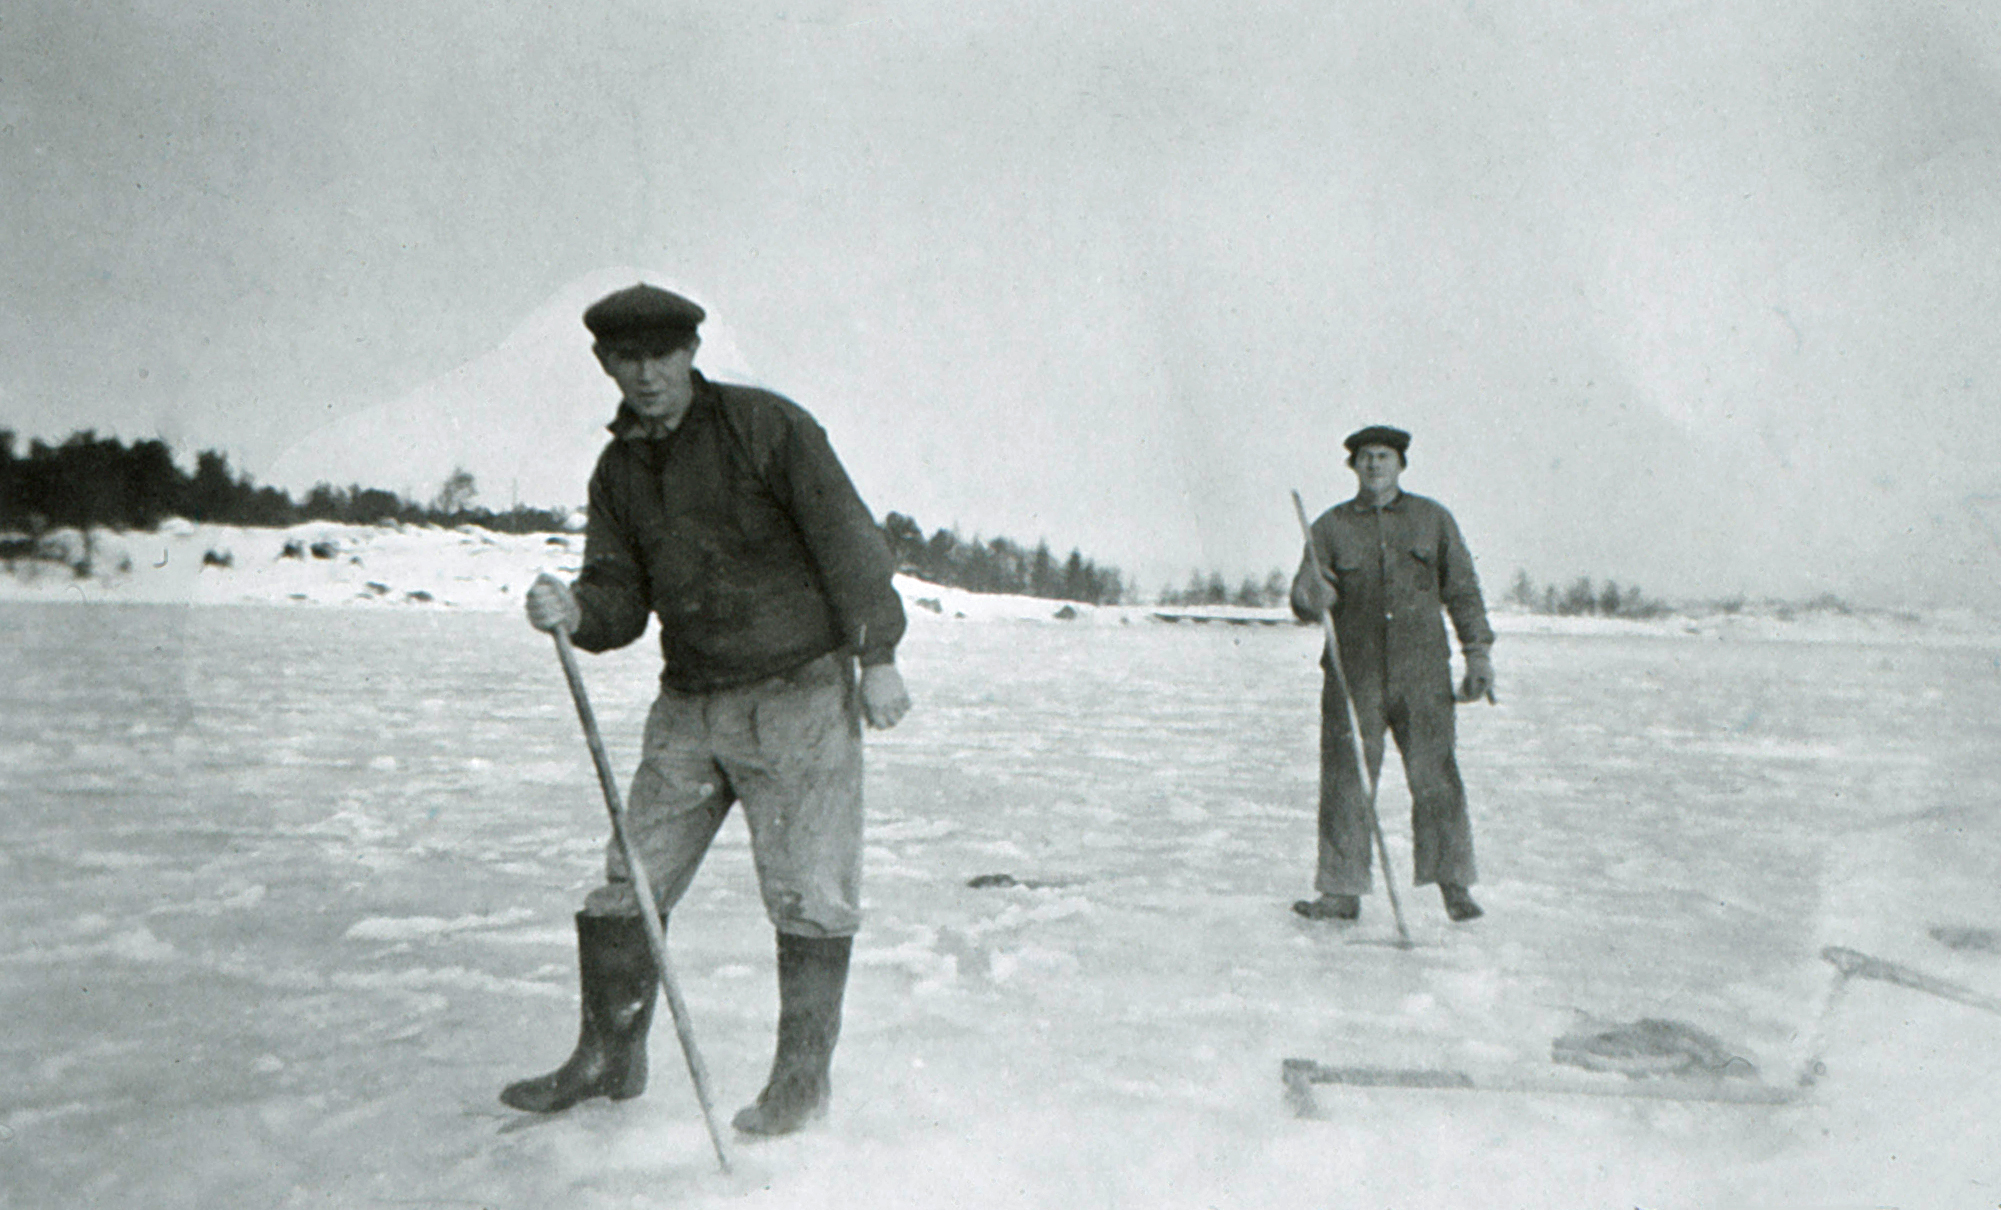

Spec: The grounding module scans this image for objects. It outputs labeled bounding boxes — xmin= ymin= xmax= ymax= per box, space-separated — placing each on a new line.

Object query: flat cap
xmin=583 ymin=284 xmax=706 ymax=350
xmin=1343 ymin=424 xmax=1412 ymax=455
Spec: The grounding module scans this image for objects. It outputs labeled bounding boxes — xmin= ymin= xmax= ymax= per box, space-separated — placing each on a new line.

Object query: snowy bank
xmin=2 ymin=520 xmax=1995 ymax=646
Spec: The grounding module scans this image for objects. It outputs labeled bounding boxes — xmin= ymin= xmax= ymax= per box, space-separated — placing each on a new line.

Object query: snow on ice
xmin=3 ymin=523 xmax=2000 ymax=1208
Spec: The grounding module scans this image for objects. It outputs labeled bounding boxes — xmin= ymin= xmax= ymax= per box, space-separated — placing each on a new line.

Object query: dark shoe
xmin=500 ymin=912 xmax=659 ymax=1113
xmin=1292 ymin=894 xmax=1361 ymax=921
xmin=733 ymin=932 xmax=852 ymax=1137
xmin=1440 ymin=884 xmax=1484 ymax=922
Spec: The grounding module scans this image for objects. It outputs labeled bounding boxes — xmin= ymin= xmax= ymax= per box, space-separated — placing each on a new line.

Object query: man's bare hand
xmin=858 ymin=663 xmax=911 ymax=729
xmin=1298 ymin=568 xmax=1340 ymax=615
xmin=525 ymin=573 xmax=582 ymax=634
xmin=1456 ymin=651 xmax=1496 ymax=704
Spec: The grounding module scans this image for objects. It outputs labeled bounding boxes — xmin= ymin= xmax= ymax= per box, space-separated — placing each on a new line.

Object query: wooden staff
xmin=552 ymin=628 xmax=732 ymax=1173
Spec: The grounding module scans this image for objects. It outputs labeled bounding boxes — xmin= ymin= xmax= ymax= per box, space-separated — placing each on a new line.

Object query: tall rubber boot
xmin=500 ymin=912 xmax=658 ymax=1113
xmin=732 ymin=932 xmax=853 ymax=1137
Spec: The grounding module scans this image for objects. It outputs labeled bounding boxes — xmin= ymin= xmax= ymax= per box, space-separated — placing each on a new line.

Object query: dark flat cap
xmin=583 ymin=284 xmax=706 ymax=350
xmin=1343 ymin=424 xmax=1412 ymax=454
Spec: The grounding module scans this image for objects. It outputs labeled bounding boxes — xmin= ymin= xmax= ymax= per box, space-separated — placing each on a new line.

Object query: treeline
xmin=882 ymin=512 xmax=1125 ymax=605
xmin=1158 ymin=569 xmax=1290 ymax=608
xmin=1505 ymin=569 xmax=1671 ymax=619
xmin=0 ymin=430 xmax=569 ymax=534
xmin=2 ymin=430 xmax=1133 ymax=606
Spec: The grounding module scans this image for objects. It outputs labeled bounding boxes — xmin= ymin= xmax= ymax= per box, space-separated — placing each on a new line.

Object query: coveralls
xmin=1290 ymin=491 xmax=1492 ymax=894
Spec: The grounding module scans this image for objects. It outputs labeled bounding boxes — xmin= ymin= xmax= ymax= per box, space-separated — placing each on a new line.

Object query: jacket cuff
xmin=857 ymin=645 xmax=897 ymax=669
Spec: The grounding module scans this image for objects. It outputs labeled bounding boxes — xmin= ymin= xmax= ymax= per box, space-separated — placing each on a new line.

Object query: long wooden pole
xmin=552 ymin=628 xmax=732 ymax=1173
xmin=1292 ymin=490 xmax=1412 ymax=949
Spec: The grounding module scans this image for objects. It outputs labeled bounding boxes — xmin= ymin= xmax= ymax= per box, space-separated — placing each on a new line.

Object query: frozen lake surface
xmin=4 ymin=602 xmax=2000 ymax=1208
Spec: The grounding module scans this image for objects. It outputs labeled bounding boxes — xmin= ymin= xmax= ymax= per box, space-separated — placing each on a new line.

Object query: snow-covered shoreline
xmin=3 ymin=520 xmax=1996 ymax=647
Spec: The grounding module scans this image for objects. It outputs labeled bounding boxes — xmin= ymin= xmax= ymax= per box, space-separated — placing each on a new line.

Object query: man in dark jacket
xmin=1290 ymin=425 xmax=1493 ymax=924
xmin=503 ymin=284 xmax=910 ymax=1137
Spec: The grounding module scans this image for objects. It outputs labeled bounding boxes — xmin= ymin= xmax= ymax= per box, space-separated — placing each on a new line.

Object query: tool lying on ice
xmin=1797 ymin=943 xmax=2001 ymax=1089
xmin=1282 ymin=1057 xmax=1801 ymax=1113
xmin=1820 ymin=945 xmax=2001 ymax=1015
xmin=551 ymin=628 xmax=733 ymax=1174
xmin=1286 ymin=944 xmax=2001 ymax=1114
xmin=1291 ymin=489 xmax=1412 ymax=949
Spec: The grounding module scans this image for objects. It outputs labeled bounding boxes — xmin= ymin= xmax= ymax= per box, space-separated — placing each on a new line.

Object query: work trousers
xmin=581 ymin=653 xmax=865 ymax=938
xmin=1315 ymin=670 xmax=1477 ymax=894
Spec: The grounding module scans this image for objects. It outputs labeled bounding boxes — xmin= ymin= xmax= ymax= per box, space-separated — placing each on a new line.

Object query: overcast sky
xmin=5 ymin=1 xmax=1999 ymax=605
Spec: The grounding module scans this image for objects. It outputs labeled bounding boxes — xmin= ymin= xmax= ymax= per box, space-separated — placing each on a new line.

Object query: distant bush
xmin=881 ymin=512 xmax=1124 ymax=605
xmin=1508 ymin=569 xmax=1672 ymax=620
xmin=1158 ymin=568 xmax=1289 ymax=608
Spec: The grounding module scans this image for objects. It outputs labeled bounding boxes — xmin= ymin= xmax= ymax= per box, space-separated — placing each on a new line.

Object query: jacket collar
xmin=1342 ymin=489 xmax=1405 ymax=513
xmin=606 ymin=370 xmax=714 ymax=442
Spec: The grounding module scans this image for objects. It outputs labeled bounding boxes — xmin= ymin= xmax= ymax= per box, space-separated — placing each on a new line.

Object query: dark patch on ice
xmin=1931 ymin=925 xmax=2001 ymax=954
xmin=1052 ymin=604 xmax=1079 ymax=620
xmin=1551 ymin=1015 xmax=1759 ymax=1080
xmin=914 ymin=597 xmax=943 ymax=613
xmin=966 ymin=872 xmax=1076 ymax=890
xmin=405 ymin=590 xmax=433 ymax=603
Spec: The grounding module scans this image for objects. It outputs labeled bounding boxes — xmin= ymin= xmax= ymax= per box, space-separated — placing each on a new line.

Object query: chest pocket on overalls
xmin=1406 ymin=547 xmax=1439 ymax=597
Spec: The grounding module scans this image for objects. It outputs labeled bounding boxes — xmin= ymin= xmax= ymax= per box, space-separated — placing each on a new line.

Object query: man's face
xmin=1350 ymin=444 xmax=1404 ymax=495
xmin=596 ymin=341 xmax=699 ymax=427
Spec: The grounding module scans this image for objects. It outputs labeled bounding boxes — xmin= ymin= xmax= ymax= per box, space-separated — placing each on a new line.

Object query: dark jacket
xmin=1290 ymin=491 xmax=1492 ymax=697
xmin=569 ymin=372 xmax=906 ymax=692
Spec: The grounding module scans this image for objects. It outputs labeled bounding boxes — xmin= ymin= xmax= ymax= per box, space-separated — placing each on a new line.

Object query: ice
xmin=3 ymin=598 xmax=2001 ymax=1207
xmin=343 ymin=909 xmax=538 ymax=941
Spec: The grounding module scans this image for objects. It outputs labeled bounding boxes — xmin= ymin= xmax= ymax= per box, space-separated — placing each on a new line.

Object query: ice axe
xmin=550 ymin=627 xmax=733 ymax=1174
xmin=1794 ymin=944 xmax=2001 ymax=1090
xmin=1291 ymin=490 xmax=1412 ymax=950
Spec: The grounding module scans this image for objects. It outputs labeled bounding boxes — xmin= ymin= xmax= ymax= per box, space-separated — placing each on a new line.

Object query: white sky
xmin=5 ymin=1 xmax=1999 ymax=605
